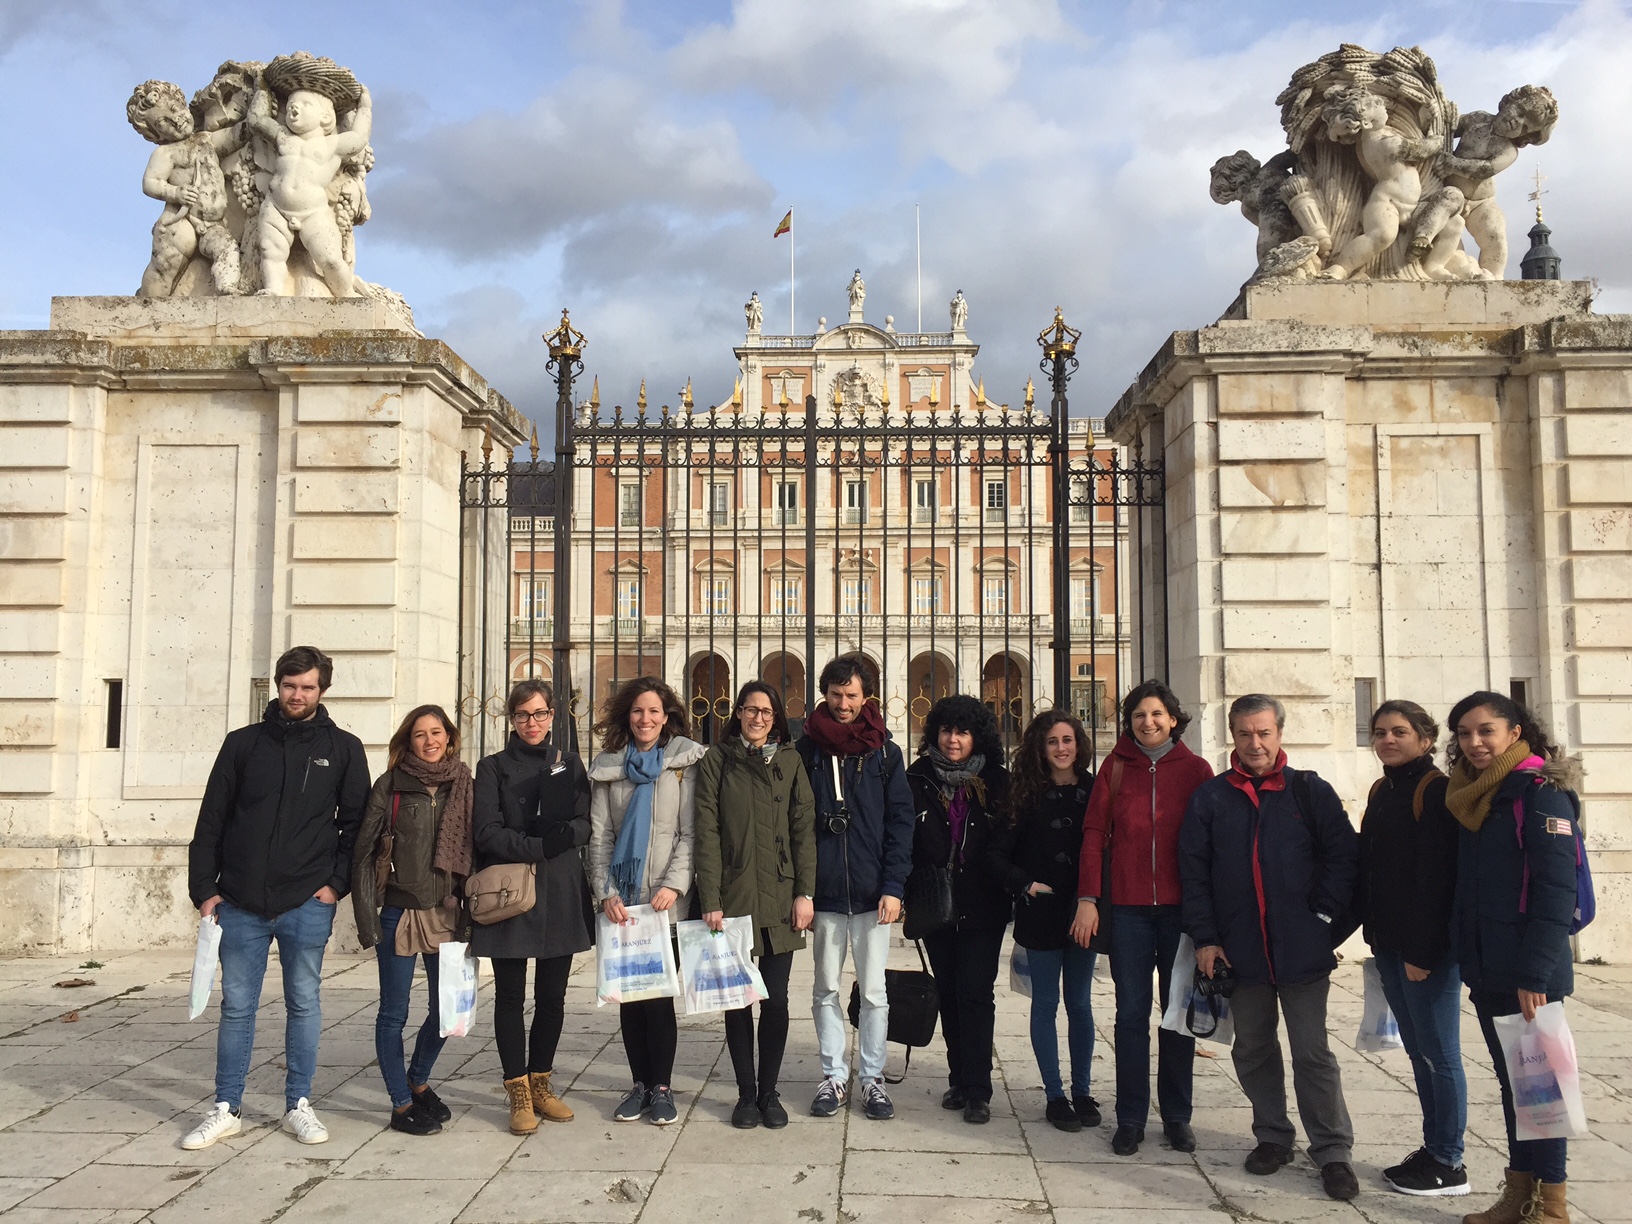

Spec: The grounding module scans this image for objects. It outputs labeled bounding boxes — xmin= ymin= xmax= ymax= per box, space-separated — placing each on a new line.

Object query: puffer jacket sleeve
xmin=788 ymin=750 xmax=818 ymax=899
xmin=349 ymin=774 xmax=394 ymax=949
xmin=657 ymin=755 xmax=699 ymax=897
xmin=879 ymin=742 xmax=916 ymax=900
xmin=1179 ymin=783 xmax=1220 ymax=949
xmin=1307 ymin=773 xmax=1359 ymax=927
xmin=587 ymin=777 xmax=615 ymax=904
xmin=328 ymin=733 xmax=372 ymax=900
xmin=693 ymin=747 xmax=726 ymax=913
xmin=1515 ymin=781 xmax=1580 ymax=994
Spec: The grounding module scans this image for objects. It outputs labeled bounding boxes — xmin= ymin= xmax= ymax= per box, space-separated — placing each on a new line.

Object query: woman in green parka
xmin=695 ymin=680 xmax=817 ymax=1131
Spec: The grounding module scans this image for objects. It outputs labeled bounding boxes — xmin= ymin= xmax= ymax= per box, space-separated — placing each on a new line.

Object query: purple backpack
xmin=1513 ymin=764 xmax=1596 ymax=936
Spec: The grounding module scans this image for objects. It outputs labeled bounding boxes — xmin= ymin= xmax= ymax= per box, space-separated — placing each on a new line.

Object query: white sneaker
xmin=281 ymin=1097 xmax=329 ymax=1144
xmin=181 ymin=1101 xmax=242 ymax=1150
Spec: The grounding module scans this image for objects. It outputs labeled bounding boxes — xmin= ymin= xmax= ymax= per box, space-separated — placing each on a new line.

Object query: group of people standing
xmin=182 ymin=646 xmax=1587 ymax=1224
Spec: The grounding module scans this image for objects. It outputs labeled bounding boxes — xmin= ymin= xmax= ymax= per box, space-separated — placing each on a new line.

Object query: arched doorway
xmin=982 ymin=652 xmax=1029 ymax=740
xmin=760 ymin=652 xmax=806 ymax=721
xmin=907 ymin=651 xmax=955 ymax=740
xmin=511 ymin=657 xmax=550 ymax=682
xmin=690 ymin=653 xmax=731 ymax=744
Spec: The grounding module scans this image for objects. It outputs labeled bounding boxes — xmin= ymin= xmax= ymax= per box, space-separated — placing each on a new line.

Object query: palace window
xmin=842 ymin=577 xmax=870 ymax=615
xmin=982 ymin=575 xmax=1009 ymax=615
xmin=912 ymin=574 xmax=943 ymax=615
xmin=913 ymin=478 xmax=937 ymax=524
xmin=774 ymin=480 xmax=799 ymax=526
xmin=844 ymin=480 xmax=868 ymax=525
xmin=619 ymin=483 xmax=641 ymax=528
xmin=770 ymin=576 xmax=803 ymax=615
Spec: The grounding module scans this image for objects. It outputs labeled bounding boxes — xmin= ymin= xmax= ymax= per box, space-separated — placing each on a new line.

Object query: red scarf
xmin=1225 ymin=749 xmax=1288 ymax=806
xmin=804 ymin=700 xmax=886 ymax=757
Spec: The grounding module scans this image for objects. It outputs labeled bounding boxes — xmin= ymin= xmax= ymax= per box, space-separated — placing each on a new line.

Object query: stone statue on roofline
xmin=1210 ymin=44 xmax=1558 ymax=285
xmin=126 ymin=51 xmax=410 ymax=317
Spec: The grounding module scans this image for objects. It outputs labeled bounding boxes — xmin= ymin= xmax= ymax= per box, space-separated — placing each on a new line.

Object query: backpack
xmin=1365 ymin=768 xmax=1444 ymax=820
xmin=1285 ymin=767 xmax=1360 ymax=946
xmin=1513 ymin=774 xmax=1595 ymax=935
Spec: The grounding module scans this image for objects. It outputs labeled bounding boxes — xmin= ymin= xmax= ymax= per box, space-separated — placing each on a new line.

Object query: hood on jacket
xmin=588 ymin=735 xmax=707 ymax=781
xmin=259 ymin=699 xmax=335 ymax=738
xmin=1535 ymin=753 xmax=1584 ymax=794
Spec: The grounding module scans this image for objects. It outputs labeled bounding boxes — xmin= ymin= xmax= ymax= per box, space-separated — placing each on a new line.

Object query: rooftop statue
xmin=127 ymin=52 xmax=407 ymax=313
xmin=1212 ymin=45 xmax=1557 ymax=284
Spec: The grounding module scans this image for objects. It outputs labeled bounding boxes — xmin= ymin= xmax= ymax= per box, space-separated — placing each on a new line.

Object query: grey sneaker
xmin=646 ymin=1085 xmax=678 ymax=1126
xmin=861 ymin=1079 xmax=894 ymax=1121
xmin=810 ymin=1076 xmax=847 ymax=1117
xmin=613 ymin=1081 xmax=648 ymax=1122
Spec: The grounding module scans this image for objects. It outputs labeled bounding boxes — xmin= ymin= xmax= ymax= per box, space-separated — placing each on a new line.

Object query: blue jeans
xmin=374 ymin=907 xmax=447 ymax=1109
xmin=1026 ymin=944 xmax=1095 ymax=1100
xmin=1474 ymin=989 xmax=1568 ymax=1184
xmin=1109 ymin=904 xmax=1193 ymax=1128
xmin=214 ymin=895 xmax=334 ymax=1112
xmin=1374 ymin=950 xmax=1467 ymax=1166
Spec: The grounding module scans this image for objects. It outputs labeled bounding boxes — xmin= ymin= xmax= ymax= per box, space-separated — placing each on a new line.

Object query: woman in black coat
xmin=906 ymin=695 xmax=1011 ymax=1125
xmin=470 ymin=680 xmax=594 ymax=1135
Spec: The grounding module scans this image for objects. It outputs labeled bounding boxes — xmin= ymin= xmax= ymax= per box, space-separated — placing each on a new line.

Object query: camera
xmin=1194 ymin=961 xmax=1237 ymax=1000
xmin=825 ymin=802 xmax=850 ymax=836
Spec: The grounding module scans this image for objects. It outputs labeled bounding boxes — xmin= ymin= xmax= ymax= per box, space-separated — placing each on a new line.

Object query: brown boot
xmin=1463 ymin=1169 xmax=1536 ymax=1224
xmin=504 ymin=1076 xmax=538 ymax=1135
xmin=1531 ymin=1182 xmax=1568 ymax=1223
xmin=529 ymin=1071 xmax=574 ymax=1122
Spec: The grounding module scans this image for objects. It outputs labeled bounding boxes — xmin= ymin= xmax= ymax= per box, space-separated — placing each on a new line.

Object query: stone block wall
xmin=0 ymin=298 xmax=524 ymax=954
xmin=1108 ymin=281 xmax=1632 ymax=961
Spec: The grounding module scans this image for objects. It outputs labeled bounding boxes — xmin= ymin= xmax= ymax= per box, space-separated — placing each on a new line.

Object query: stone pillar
xmin=1109 ymin=281 xmax=1632 ymax=961
xmin=0 ymin=298 xmax=524 ymax=953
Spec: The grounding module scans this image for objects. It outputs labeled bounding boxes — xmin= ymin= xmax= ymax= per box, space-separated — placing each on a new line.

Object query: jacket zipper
xmin=839 ymin=754 xmax=854 ymax=916
xmin=1149 ymin=761 xmax=1159 ymax=906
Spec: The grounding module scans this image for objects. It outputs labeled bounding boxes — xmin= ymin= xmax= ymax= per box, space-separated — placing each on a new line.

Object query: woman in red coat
xmin=1071 ymin=679 xmax=1213 ymax=1156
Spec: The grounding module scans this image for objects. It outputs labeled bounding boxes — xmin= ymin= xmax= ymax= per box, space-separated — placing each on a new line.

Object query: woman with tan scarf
xmin=352 ymin=704 xmax=475 ymax=1136
xmin=1446 ymin=692 xmax=1583 ymax=1224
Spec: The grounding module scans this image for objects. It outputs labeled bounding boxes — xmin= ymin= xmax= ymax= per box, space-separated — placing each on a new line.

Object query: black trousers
xmin=491 ymin=955 xmax=573 ymax=1082
xmin=922 ymin=924 xmax=1006 ymax=1104
xmin=723 ymin=942 xmax=795 ymax=1099
xmin=620 ymin=996 xmax=678 ymax=1088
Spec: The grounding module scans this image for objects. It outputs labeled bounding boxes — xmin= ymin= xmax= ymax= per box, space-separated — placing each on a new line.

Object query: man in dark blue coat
xmin=1179 ymin=694 xmax=1360 ymax=1201
xmin=797 ymin=653 xmax=914 ymax=1123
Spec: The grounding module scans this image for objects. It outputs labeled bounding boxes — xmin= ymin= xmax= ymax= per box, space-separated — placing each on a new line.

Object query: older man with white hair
xmin=1178 ymin=694 xmax=1360 ymax=1201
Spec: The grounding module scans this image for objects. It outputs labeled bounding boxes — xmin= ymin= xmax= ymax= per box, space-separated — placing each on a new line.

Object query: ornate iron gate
xmin=458 ymin=311 xmax=1165 ymax=763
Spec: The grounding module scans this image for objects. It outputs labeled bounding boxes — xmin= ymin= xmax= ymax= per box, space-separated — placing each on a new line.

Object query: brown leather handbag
xmin=464 ymin=861 xmax=537 ymax=925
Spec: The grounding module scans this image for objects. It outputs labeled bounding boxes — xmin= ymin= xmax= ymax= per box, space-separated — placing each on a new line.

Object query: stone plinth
xmin=1109 ymin=280 xmax=1632 ymax=962
xmin=0 ymin=297 xmax=525 ymax=954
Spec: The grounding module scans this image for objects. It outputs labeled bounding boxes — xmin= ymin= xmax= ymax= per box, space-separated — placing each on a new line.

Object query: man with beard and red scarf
xmin=796 ymin=653 xmax=914 ymax=1122
xmin=1179 ymin=694 xmax=1360 ymax=1202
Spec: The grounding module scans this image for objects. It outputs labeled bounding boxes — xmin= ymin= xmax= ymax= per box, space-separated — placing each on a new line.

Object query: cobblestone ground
xmin=0 ymin=942 xmax=1627 ymax=1224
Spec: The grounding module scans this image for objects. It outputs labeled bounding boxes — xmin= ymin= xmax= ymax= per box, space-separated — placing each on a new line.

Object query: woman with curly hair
xmin=1447 ymin=692 xmax=1583 ymax=1224
xmin=906 ymin=694 xmax=1011 ymax=1124
xmin=990 ymin=710 xmax=1098 ymax=1132
xmin=587 ymin=677 xmax=706 ymax=1126
xmin=1073 ymin=679 xmax=1212 ymax=1156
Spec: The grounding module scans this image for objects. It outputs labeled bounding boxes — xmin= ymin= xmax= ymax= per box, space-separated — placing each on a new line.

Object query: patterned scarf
xmin=607 ymin=744 xmax=666 ymax=902
xmin=395 ymin=749 xmax=474 ymax=881
xmin=1446 ymin=739 xmax=1533 ymax=832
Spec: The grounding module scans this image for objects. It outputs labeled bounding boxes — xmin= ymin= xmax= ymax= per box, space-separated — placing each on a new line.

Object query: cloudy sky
xmin=2 ymin=0 xmax=1627 ymax=425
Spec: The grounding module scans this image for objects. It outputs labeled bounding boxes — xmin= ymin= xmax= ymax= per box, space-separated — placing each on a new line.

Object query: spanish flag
xmin=773 ymin=209 xmax=792 ymax=238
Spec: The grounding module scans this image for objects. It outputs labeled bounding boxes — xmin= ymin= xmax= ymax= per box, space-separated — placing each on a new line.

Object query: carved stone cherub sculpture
xmin=127 ymin=80 xmax=244 ymax=297
xmin=1209 ymin=150 xmax=1306 ymax=263
xmin=1411 ymin=84 xmax=1559 ymax=280
xmin=245 ymin=54 xmax=372 ymax=297
xmin=1316 ymin=84 xmax=1442 ymax=280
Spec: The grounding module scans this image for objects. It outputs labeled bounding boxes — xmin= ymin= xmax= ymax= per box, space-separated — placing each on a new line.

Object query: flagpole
xmin=790 ymin=221 xmax=796 ymax=334
xmin=915 ymin=203 xmax=922 ymax=333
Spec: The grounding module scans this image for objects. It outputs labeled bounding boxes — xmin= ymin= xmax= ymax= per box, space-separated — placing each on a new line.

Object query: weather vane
xmin=1528 ymin=165 xmax=1549 ymax=224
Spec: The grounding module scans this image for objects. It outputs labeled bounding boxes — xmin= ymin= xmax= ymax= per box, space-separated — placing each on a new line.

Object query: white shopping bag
xmin=188 ymin=914 xmax=223 ymax=1020
xmin=1356 ymin=958 xmax=1404 ymax=1053
xmin=1009 ymin=944 xmax=1034 ymax=999
xmin=1160 ymin=932 xmax=1235 ymax=1046
xmin=1494 ymin=1001 xmax=1589 ymax=1141
xmin=437 ymin=941 xmax=480 ymax=1038
xmin=676 ymin=916 xmax=768 ymax=1015
xmin=596 ymin=904 xmax=680 ymax=1007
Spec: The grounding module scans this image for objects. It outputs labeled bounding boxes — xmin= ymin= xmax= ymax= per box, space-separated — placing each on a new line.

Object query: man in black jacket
xmin=182 ymin=646 xmax=369 ymax=1151
xmin=1179 ymin=694 xmax=1359 ymax=1201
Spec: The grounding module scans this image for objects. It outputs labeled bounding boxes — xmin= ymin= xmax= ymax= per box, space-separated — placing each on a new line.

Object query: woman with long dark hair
xmin=469 ymin=680 xmax=594 ymax=1135
xmin=990 ymin=710 xmax=1098 ymax=1132
xmin=352 ymin=704 xmax=474 ymax=1136
xmin=694 ymin=681 xmax=817 ymax=1129
xmin=1357 ymin=700 xmax=1467 ymax=1197
xmin=1447 ymin=692 xmax=1582 ymax=1224
xmin=587 ymin=677 xmax=705 ymax=1126
xmin=1072 ymin=679 xmax=1212 ymax=1156
xmin=907 ymin=694 xmax=1011 ymax=1124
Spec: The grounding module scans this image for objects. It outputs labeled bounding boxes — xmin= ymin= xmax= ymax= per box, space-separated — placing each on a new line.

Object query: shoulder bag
xmin=848 ymin=939 xmax=940 ymax=1083
xmin=465 ymin=861 xmax=536 ymax=925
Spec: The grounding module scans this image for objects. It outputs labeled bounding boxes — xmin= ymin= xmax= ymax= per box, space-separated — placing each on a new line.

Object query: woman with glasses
xmin=588 ymin=677 xmax=706 ymax=1126
xmin=990 ymin=710 xmax=1099 ymax=1133
xmin=470 ymin=679 xmax=594 ymax=1135
xmin=694 ymin=681 xmax=817 ymax=1129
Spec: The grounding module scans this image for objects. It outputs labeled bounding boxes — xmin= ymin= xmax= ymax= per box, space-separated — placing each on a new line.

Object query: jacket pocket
xmin=775 ymin=833 xmax=792 ymax=882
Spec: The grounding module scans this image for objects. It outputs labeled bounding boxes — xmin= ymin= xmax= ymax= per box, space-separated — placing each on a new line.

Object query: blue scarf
xmin=607 ymin=744 xmax=665 ymax=902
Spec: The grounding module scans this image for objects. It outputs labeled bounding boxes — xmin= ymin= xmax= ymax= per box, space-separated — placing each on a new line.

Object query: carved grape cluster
xmin=228 ymin=163 xmax=261 ymax=215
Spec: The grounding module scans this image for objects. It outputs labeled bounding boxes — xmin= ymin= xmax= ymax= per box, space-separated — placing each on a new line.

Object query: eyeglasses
xmin=740 ymin=706 xmax=776 ymax=721
xmin=512 ymin=709 xmax=554 ymax=725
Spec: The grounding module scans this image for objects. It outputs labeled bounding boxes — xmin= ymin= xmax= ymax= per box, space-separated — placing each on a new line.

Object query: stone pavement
xmin=0 ymin=942 xmax=1628 ymax=1224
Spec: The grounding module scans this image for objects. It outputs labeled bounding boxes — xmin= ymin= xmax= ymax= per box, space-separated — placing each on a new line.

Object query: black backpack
xmin=847 ymin=940 xmax=939 ymax=1084
xmin=1286 ymin=767 xmax=1360 ymax=947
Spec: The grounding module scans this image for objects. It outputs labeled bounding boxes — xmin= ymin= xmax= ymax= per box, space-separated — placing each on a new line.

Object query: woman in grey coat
xmin=588 ymin=676 xmax=706 ymax=1126
xmin=470 ymin=679 xmax=593 ymax=1135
